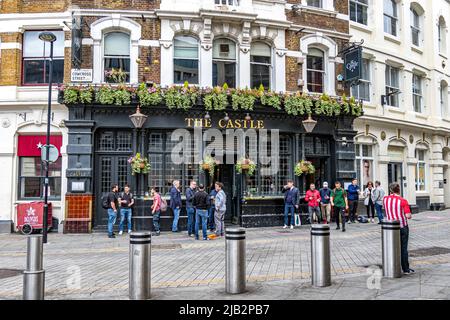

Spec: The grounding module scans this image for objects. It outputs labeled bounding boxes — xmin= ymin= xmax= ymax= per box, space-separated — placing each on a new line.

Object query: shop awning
xmin=18 ymin=135 xmax=62 ymax=157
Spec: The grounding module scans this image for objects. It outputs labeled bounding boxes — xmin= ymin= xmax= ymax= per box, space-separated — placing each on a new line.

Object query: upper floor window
xmin=213 ymin=38 xmax=236 ymax=88
xmin=440 ymin=80 xmax=448 ymax=118
xmin=355 ymin=144 xmax=374 ymax=188
xmin=250 ymin=42 xmax=271 ymax=90
xmin=350 ymin=0 xmax=368 ymax=25
xmin=439 ymin=17 xmax=447 ymax=55
xmin=215 ymin=0 xmax=239 ymax=5
xmin=385 ymin=65 xmax=400 ymax=107
xmin=412 ymin=74 xmax=423 ymax=113
xmin=384 ymin=0 xmax=398 ymax=36
xmin=173 ymin=36 xmax=199 ymax=85
xmin=22 ymin=30 xmax=64 ymax=85
xmin=410 ymin=8 xmax=421 ymax=46
xmin=104 ymin=32 xmax=130 ymax=83
xmin=307 ymin=0 xmax=322 ymax=8
xmin=351 ymin=58 xmax=370 ymax=102
xmin=306 ymin=48 xmax=324 ymax=93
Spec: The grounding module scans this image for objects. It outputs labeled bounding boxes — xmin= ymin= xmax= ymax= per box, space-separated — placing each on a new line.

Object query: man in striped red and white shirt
xmin=383 ymin=183 xmax=414 ymax=274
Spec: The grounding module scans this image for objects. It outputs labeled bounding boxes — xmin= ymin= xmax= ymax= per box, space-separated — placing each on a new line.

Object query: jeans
xmin=321 ymin=204 xmax=331 ymax=223
xmin=284 ymin=204 xmax=295 ymax=226
xmin=172 ymin=207 xmax=180 ymax=232
xmin=400 ymin=226 xmax=410 ymax=272
xmin=308 ymin=206 xmax=321 ymax=224
xmin=153 ymin=210 xmax=161 ymax=232
xmin=214 ymin=209 xmax=225 ymax=236
xmin=334 ymin=206 xmax=346 ymax=230
xmin=366 ymin=202 xmax=375 ymax=219
xmin=107 ymin=208 xmax=117 ymax=236
xmin=349 ymin=200 xmax=359 ymax=222
xmin=119 ymin=208 xmax=132 ymax=232
xmin=208 ymin=207 xmax=215 ymax=230
xmin=375 ymin=203 xmax=384 ymax=222
xmin=195 ymin=209 xmax=208 ymax=240
xmin=187 ymin=207 xmax=195 ymax=235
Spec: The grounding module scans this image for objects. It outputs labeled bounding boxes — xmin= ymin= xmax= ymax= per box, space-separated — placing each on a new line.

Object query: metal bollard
xmin=381 ymin=220 xmax=402 ymax=278
xmin=23 ymin=235 xmax=45 ymax=300
xmin=311 ymin=224 xmax=331 ymax=287
xmin=129 ymin=231 xmax=151 ymax=300
xmin=225 ymin=227 xmax=246 ymax=294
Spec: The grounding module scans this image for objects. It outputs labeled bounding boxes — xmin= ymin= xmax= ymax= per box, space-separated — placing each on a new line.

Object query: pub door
xmin=214 ymin=164 xmax=238 ymax=224
xmin=388 ymin=162 xmax=403 ymax=196
xmin=93 ymin=130 xmax=133 ymax=229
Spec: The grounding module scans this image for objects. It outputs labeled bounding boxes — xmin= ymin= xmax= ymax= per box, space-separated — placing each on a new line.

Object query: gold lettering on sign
xmin=185 ymin=118 xmax=265 ymax=129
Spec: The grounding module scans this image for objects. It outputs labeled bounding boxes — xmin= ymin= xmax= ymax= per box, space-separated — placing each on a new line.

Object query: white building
xmin=350 ymin=0 xmax=450 ymax=210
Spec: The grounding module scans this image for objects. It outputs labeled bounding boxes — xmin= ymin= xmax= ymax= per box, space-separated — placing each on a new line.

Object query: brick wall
xmin=0 ymin=33 xmax=22 ymax=86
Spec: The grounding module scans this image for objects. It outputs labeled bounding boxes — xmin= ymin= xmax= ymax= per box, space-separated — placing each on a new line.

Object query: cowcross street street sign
xmin=41 ymin=144 xmax=59 ymax=163
xmin=344 ymin=47 xmax=362 ymax=84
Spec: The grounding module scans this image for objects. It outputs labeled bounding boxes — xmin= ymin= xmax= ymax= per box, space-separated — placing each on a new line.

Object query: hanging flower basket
xmin=200 ymin=156 xmax=217 ymax=177
xmin=128 ymin=153 xmax=151 ymax=175
xmin=236 ymin=157 xmax=257 ymax=176
xmin=294 ymin=160 xmax=315 ymax=176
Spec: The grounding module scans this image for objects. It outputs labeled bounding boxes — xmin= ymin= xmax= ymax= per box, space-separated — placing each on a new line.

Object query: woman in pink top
xmin=151 ymin=187 xmax=162 ymax=236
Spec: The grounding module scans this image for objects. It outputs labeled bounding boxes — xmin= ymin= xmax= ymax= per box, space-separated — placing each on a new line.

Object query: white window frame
xmin=385 ymin=65 xmax=400 ymax=107
xmin=410 ymin=8 xmax=421 ymax=47
xmin=384 ymin=0 xmax=398 ymax=37
xmin=350 ymin=0 xmax=369 ymax=26
xmin=300 ymin=0 xmax=334 ymax=11
xmin=355 ymin=144 xmax=374 ymax=189
xmin=415 ymin=149 xmax=427 ymax=192
xmin=173 ymin=35 xmax=200 ymax=85
xmin=439 ymin=17 xmax=447 ymax=55
xmin=441 ymin=81 xmax=449 ymax=118
xmin=250 ymin=41 xmax=273 ymax=90
xmin=351 ymin=58 xmax=371 ymax=102
xmin=412 ymin=74 xmax=423 ymax=113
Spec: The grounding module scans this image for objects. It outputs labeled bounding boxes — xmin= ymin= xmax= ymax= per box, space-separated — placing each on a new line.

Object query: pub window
xmin=174 ymin=36 xmax=199 ymax=85
xmin=385 ymin=65 xmax=400 ymax=107
xmin=355 ymin=144 xmax=374 ymax=188
xmin=412 ymin=74 xmax=423 ymax=113
xmin=213 ymin=38 xmax=237 ymax=88
xmin=19 ymin=157 xmax=62 ymax=200
xmin=415 ymin=149 xmax=426 ymax=191
xmin=350 ymin=0 xmax=368 ymax=25
xmin=104 ymin=32 xmax=131 ymax=83
xmin=22 ymin=30 xmax=65 ymax=85
xmin=438 ymin=17 xmax=447 ymax=55
xmin=441 ymin=80 xmax=448 ymax=118
xmin=410 ymin=6 xmax=422 ymax=47
xmin=307 ymin=48 xmax=325 ymax=93
xmin=148 ymin=132 xmax=199 ymax=195
xmin=250 ymin=42 xmax=272 ymax=89
xmin=307 ymin=0 xmax=322 ymax=8
xmin=351 ymin=58 xmax=371 ymax=102
xmin=384 ymin=0 xmax=398 ymax=37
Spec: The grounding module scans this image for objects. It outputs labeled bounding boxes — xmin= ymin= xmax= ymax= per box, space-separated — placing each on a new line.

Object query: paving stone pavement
xmin=1 ymin=210 xmax=450 ymax=300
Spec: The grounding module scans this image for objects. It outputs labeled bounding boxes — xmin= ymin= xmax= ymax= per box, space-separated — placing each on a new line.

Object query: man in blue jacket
xmin=170 ymin=180 xmax=182 ymax=232
xmin=185 ymin=180 xmax=197 ymax=237
xmin=282 ymin=180 xmax=299 ymax=229
xmin=347 ymin=178 xmax=361 ymax=223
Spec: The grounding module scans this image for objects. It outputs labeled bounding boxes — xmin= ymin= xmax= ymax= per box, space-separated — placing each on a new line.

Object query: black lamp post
xmin=300 ymin=114 xmax=317 ymax=194
xmin=129 ymin=106 xmax=148 ymax=229
xmin=39 ymin=31 xmax=57 ymax=244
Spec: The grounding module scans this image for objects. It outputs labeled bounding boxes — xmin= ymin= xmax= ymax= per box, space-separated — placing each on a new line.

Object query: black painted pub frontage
xmin=64 ymin=101 xmax=358 ymax=231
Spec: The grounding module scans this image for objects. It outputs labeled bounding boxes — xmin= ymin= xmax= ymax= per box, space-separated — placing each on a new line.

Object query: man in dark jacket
xmin=193 ymin=184 xmax=209 ymax=240
xmin=347 ymin=178 xmax=361 ymax=223
xmin=170 ymin=180 xmax=182 ymax=232
xmin=282 ymin=180 xmax=299 ymax=229
xmin=185 ymin=180 xmax=197 ymax=237
xmin=107 ymin=184 xmax=119 ymax=238
xmin=208 ymin=186 xmax=217 ymax=231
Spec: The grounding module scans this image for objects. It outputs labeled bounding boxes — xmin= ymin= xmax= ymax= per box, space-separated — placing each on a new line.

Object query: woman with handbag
xmin=363 ymin=181 xmax=376 ymax=223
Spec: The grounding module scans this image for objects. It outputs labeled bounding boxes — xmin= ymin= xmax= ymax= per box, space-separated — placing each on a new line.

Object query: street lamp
xmin=302 ymin=114 xmax=317 ymax=133
xmin=129 ymin=106 xmax=148 ymax=129
xmin=39 ymin=31 xmax=57 ymax=244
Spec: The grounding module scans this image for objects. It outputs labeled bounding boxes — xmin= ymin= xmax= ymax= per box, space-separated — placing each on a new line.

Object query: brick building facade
xmin=0 ymin=1 xmax=357 ymax=233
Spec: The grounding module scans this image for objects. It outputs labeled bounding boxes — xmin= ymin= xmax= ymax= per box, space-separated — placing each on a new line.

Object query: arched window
xmin=104 ymin=32 xmax=130 ymax=83
xmin=213 ymin=38 xmax=237 ymax=88
xmin=439 ymin=17 xmax=447 ymax=54
xmin=441 ymin=80 xmax=449 ymax=118
xmin=250 ymin=42 xmax=271 ymax=89
xmin=173 ymin=36 xmax=199 ymax=85
xmin=306 ymin=48 xmax=325 ymax=93
xmin=410 ymin=7 xmax=421 ymax=46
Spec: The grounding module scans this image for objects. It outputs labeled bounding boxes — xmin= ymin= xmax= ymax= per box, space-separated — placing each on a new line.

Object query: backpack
xmin=101 ymin=194 xmax=110 ymax=210
xmin=358 ymin=216 xmax=369 ymax=223
xmin=160 ymin=197 xmax=168 ymax=213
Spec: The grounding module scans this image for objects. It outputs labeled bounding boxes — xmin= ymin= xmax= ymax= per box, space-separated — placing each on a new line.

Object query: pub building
xmin=62 ymin=89 xmax=361 ymax=231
